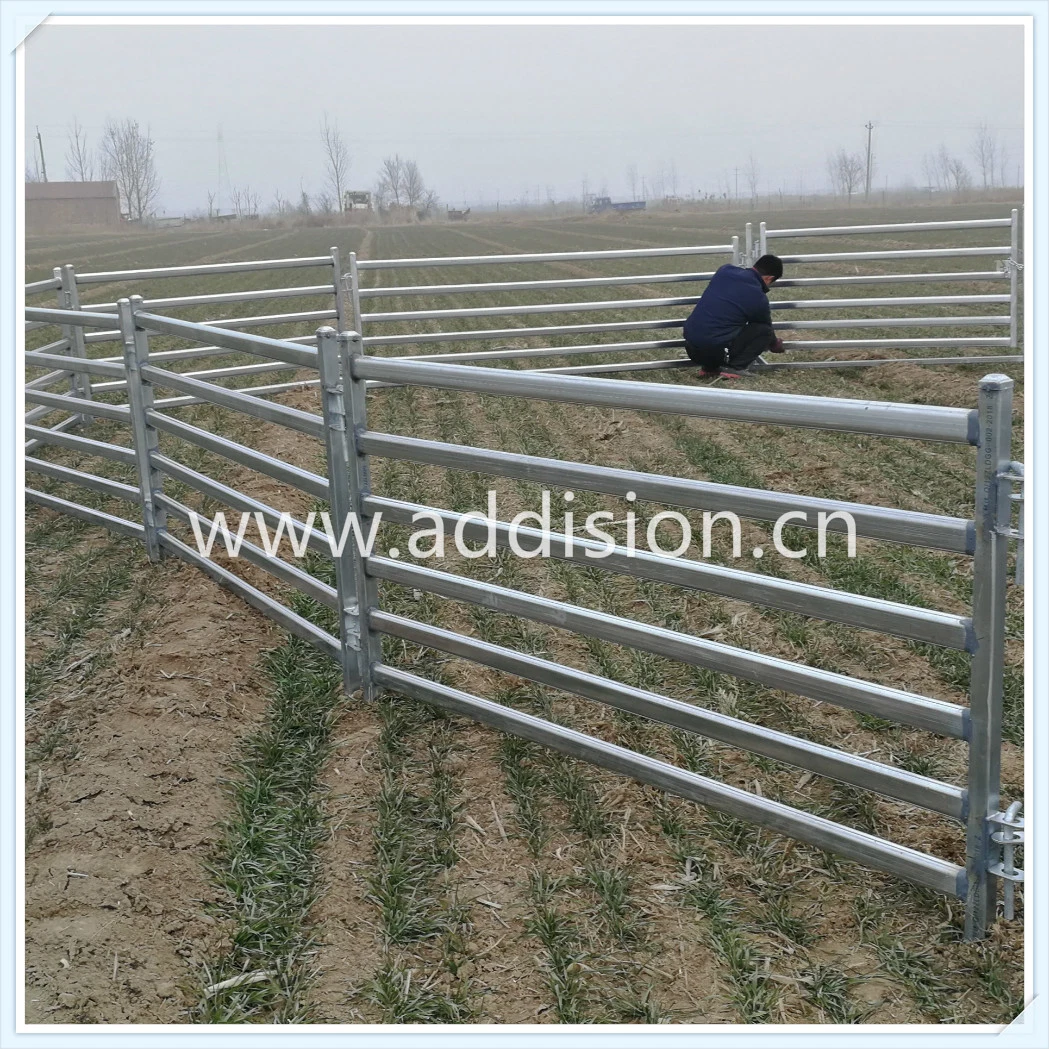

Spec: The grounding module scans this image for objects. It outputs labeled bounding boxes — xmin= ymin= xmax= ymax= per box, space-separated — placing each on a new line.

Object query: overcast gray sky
xmin=24 ymin=21 xmax=1025 ymax=213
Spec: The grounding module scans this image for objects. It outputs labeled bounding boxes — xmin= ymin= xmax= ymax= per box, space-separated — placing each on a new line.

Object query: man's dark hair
xmin=754 ymin=254 xmax=784 ymax=280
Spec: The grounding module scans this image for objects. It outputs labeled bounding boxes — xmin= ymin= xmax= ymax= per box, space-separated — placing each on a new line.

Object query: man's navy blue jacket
xmin=682 ymin=265 xmax=772 ymax=351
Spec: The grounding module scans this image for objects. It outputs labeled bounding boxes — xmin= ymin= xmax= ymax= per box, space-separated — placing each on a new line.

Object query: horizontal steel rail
xmin=374 ymin=665 xmax=966 ymax=896
xmin=770 ymin=294 xmax=1009 ymax=311
xmin=141 ymin=366 xmax=325 ymax=439
xmin=356 ymin=244 xmax=734 ymax=270
xmin=26 ymin=488 xmax=144 ymax=539
xmin=150 ymin=453 xmax=332 ymax=555
xmin=147 ymin=411 xmax=328 ymax=500
xmin=764 ymin=218 xmax=1012 ymax=238
xmin=774 ymin=271 xmax=1009 ymax=288
xmin=536 ymin=355 xmax=1023 ymax=378
xmin=367 ymin=558 xmax=969 ymax=738
xmin=363 ymin=293 xmax=1008 ymax=327
xmin=25 ymin=457 xmax=139 ymax=503
xmin=24 ymin=389 xmax=131 ymax=424
xmin=777 ymin=246 xmax=1009 ymax=264
xmin=93 ymin=360 xmax=304 ymax=396
xmin=775 ymin=316 xmax=1009 ymax=331
xmin=26 ymin=405 xmax=61 ymax=425
xmin=93 ymin=336 xmax=317 ymax=366
xmin=362 ymin=295 xmax=704 ymax=324
xmin=780 ymin=337 xmax=1012 ymax=351
xmin=158 ymin=531 xmax=339 ymax=658
xmin=360 ymin=432 xmax=973 ymax=553
xmin=133 ymin=311 xmax=320 ymax=369
xmin=758 ymin=355 xmax=1025 ymax=371
xmin=75 ymin=256 xmax=334 ymax=284
xmin=84 ymin=284 xmax=337 ymax=312
xmin=371 ymin=611 xmax=965 ymax=817
xmin=351 ymin=356 xmax=975 ymax=444
xmin=25 ymin=350 xmax=126 ymax=379
xmin=362 ymin=317 xmax=684 ymax=347
xmin=26 ymin=277 xmax=62 ymax=294
xmin=152 ymin=377 xmax=323 ymax=410
xmin=25 ymin=306 xmax=120 ymax=328
xmin=359 ymin=271 xmax=719 ymax=299
xmin=389 ymin=338 xmax=688 ymax=366
xmin=24 ymin=416 xmax=79 ymax=454
xmin=23 ymin=425 xmax=136 ymax=465
xmin=366 ymin=495 xmax=970 ymax=649
xmin=26 ymin=369 xmax=73 ymax=392
xmin=191 ymin=308 xmax=339 ymax=330
xmin=26 ymin=338 xmax=72 ymax=356
xmin=157 ymin=494 xmax=338 ymax=610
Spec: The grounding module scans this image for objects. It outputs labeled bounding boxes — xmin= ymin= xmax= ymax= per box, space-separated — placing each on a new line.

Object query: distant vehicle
xmin=447 ymin=208 xmax=471 ymax=221
xmin=343 ymin=190 xmax=372 ymax=211
xmin=587 ymin=196 xmax=646 ymax=214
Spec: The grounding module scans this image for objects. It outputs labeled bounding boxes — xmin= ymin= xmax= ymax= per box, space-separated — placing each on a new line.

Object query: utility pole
xmin=864 ymin=121 xmax=875 ymax=201
xmin=734 ymin=166 xmax=739 ymax=200
xmin=36 ymin=126 xmax=48 ymax=182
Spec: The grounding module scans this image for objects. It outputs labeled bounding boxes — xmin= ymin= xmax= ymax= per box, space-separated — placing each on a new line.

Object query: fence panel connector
xmin=964 ymin=373 xmax=1014 ymax=940
xmin=118 ymin=295 xmax=166 ymax=561
xmin=317 ymin=327 xmax=382 ymax=698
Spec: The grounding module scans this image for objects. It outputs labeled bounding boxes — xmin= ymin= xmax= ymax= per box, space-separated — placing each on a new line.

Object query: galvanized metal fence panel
xmin=22 ymin=224 xmax=1025 ymax=938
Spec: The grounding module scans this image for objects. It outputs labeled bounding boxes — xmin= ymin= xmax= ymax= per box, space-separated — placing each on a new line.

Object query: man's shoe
xmin=720 ymin=366 xmax=753 ymax=380
xmin=700 ymin=367 xmax=721 ymax=378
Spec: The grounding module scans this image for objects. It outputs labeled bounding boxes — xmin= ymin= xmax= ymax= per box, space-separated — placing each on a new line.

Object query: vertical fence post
xmin=118 ymin=295 xmax=166 ymax=562
xmin=329 ymin=246 xmax=346 ymax=330
xmin=316 ymin=326 xmax=382 ymax=698
xmin=56 ymin=264 xmax=92 ymax=425
xmin=759 ymin=221 xmax=768 ymax=258
xmin=964 ymin=373 xmax=1014 ymax=940
xmin=342 ymin=329 xmax=383 ymax=699
xmin=346 ymin=251 xmax=364 ymax=337
xmin=730 ymin=235 xmax=740 ymax=266
xmin=1008 ymin=208 xmax=1020 ymax=349
xmin=744 ymin=223 xmax=753 ymax=266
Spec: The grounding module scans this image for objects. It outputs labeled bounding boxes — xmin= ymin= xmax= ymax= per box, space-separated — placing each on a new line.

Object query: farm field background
xmin=24 ymin=201 xmax=1024 ymax=1024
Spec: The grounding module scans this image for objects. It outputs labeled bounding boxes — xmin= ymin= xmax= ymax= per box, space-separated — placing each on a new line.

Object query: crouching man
xmin=683 ymin=254 xmax=786 ymax=379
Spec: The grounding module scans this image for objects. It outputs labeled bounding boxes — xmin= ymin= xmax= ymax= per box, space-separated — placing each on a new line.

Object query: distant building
xmin=26 ymin=181 xmax=121 ymax=233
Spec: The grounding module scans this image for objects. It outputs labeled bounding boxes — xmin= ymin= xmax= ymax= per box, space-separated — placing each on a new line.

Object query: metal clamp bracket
xmin=988 ymin=803 xmax=1024 ymax=919
xmin=996 ymin=462 xmax=1024 ymax=585
xmin=996 ymin=258 xmax=1024 ymax=274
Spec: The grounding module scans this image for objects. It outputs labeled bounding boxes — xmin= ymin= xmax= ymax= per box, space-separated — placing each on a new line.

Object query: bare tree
xmin=320 ymin=114 xmax=350 ymax=211
xmin=744 ymin=153 xmax=760 ymax=203
xmin=245 ymin=187 xmax=261 ymax=217
xmin=971 ymin=124 xmax=999 ymax=189
xmin=947 ymin=155 xmax=973 ymax=194
xmin=298 ymin=182 xmax=312 ymax=215
xmin=98 ymin=118 xmax=160 ymax=220
xmin=272 ymin=189 xmax=288 ymax=216
xmin=826 ymin=149 xmax=864 ymax=202
xmin=401 ymin=159 xmax=426 ymax=208
xmin=206 ymin=190 xmax=217 ymax=218
xmin=230 ymin=186 xmax=244 ymax=218
xmin=65 ymin=119 xmax=94 ymax=181
xmin=626 ymin=164 xmax=639 ymax=200
xmin=316 ymin=191 xmax=335 ymax=216
xmin=375 ymin=154 xmax=405 ymax=207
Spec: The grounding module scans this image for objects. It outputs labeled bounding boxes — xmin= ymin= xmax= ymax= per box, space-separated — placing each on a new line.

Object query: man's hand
xmin=770 ymin=337 xmax=786 ymax=353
